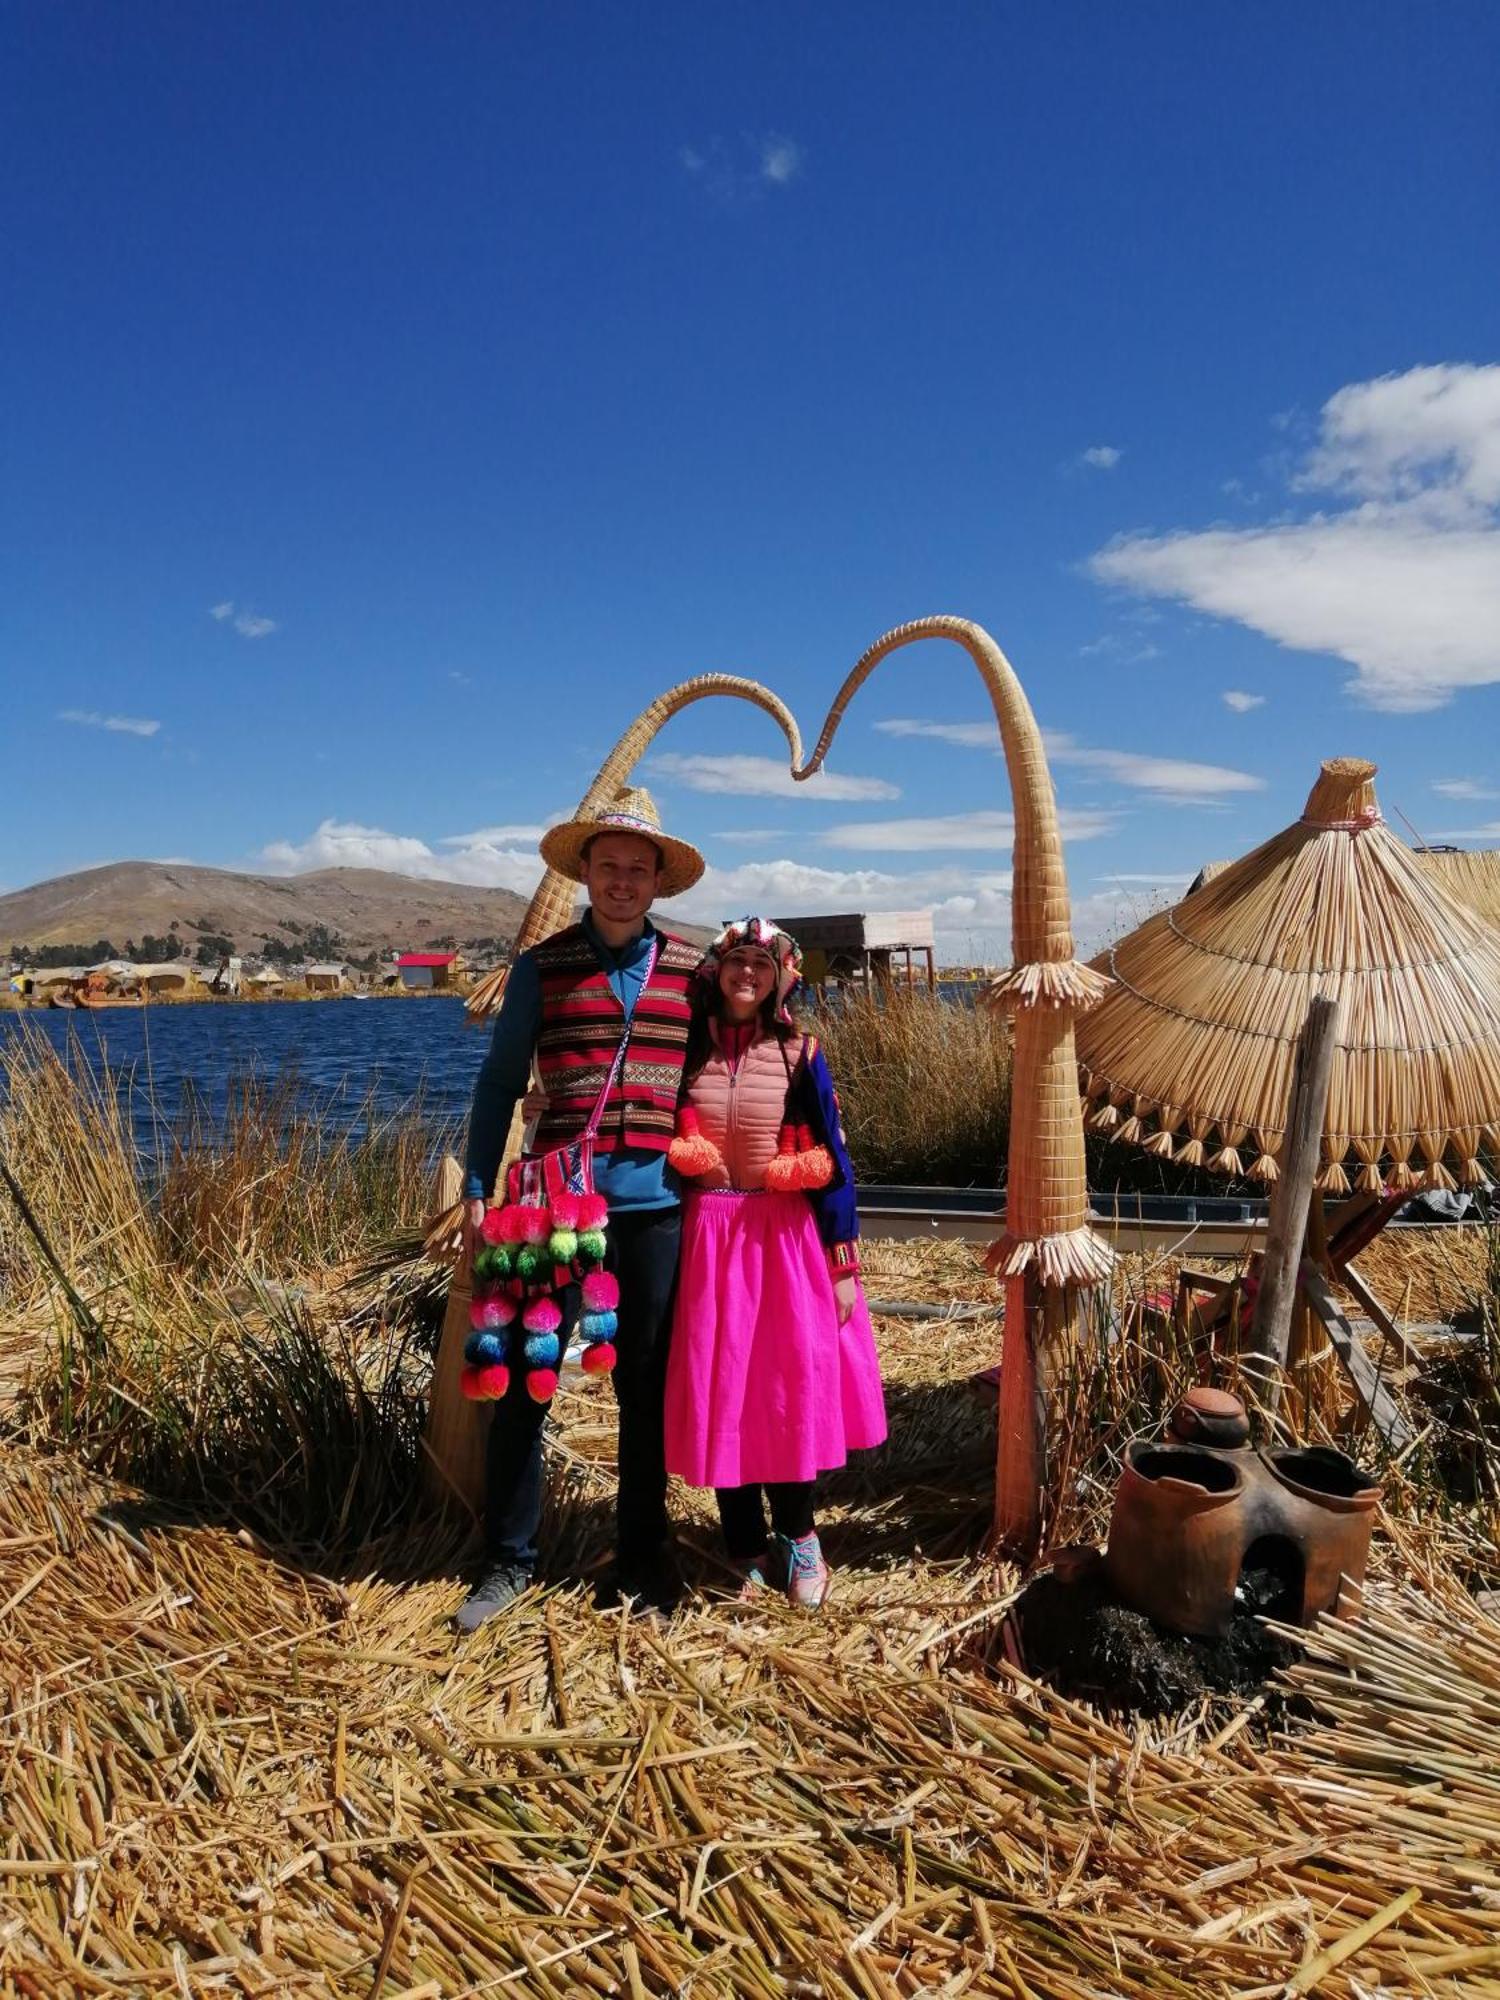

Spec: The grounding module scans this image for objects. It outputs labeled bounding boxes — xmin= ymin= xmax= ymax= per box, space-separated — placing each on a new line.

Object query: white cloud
xmin=873 ymin=718 xmax=1262 ymax=805
xmin=650 ymin=751 xmax=898 ymax=801
xmin=209 ymin=600 xmax=278 ymax=639
xmin=258 ymin=819 xmax=544 ymax=894
xmin=821 ymin=807 xmax=1116 ymax=853
xmin=1222 ymin=689 xmax=1265 ymax=713
xmin=716 ymin=827 xmax=789 ymax=844
xmin=437 ymin=823 xmax=550 ymax=846
xmin=680 ymin=132 xmax=803 ymax=201
xmin=1080 ymin=445 xmax=1122 ymax=470
xmin=1432 ymin=778 xmax=1498 ymax=801
xmin=1090 ymin=363 xmax=1500 ymax=712
xmin=759 ymin=134 xmax=802 ymax=185
xmin=58 ymin=709 xmax=161 ymax=738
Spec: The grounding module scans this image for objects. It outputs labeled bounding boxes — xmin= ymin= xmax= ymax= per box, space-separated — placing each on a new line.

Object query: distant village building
xmin=771 ymin=911 xmax=936 ymax=991
xmin=396 ymin=950 xmax=465 ymax=991
xmin=305 ymin=962 xmax=355 ymax=993
xmin=134 ymin=962 xmax=203 ymax=996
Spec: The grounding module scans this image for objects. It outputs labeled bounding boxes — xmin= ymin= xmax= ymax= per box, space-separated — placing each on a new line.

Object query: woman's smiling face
xmin=718 ymin=946 xmax=777 ymax=1019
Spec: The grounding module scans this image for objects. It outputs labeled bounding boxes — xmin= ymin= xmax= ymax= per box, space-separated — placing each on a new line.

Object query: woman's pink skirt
xmin=664 ymin=1189 xmax=887 ymax=1489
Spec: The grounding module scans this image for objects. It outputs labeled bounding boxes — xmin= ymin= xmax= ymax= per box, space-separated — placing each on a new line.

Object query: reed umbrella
xmin=796 ymin=616 xmax=1112 ymax=1556
xmin=422 ymin=674 xmax=804 ymax=1516
xmin=1077 ymin=758 xmax=1500 ymax=1193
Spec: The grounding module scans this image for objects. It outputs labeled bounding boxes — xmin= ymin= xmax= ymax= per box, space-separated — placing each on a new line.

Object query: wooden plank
xmin=1245 ymin=996 xmax=1344 ymax=1413
xmin=1302 ymin=1265 xmax=1415 ymax=1451
xmin=1339 ymin=1260 xmax=1427 ymax=1371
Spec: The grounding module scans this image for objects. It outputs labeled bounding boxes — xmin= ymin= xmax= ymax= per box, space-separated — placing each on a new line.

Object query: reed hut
xmin=1192 ymin=843 xmax=1500 ymax=935
xmin=1078 ymin=758 xmax=1500 ymax=1194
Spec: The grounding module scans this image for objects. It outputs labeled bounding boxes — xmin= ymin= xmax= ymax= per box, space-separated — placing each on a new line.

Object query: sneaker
xmin=781 ymin=1531 xmax=831 ymax=1611
xmin=729 ymin=1551 xmax=774 ymax=1601
xmin=598 ymin=1545 xmax=684 ymax=1618
xmin=455 ymin=1559 xmax=531 ymax=1633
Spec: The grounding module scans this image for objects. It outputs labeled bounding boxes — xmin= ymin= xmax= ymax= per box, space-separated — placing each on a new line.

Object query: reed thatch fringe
xmin=983 ymin=1224 xmax=1114 ymax=1286
xmin=984 ymin=958 xmax=1113 ymax=1012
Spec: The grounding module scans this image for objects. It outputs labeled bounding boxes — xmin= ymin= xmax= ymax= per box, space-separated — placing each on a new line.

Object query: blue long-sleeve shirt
xmin=792 ymin=1042 xmax=861 ymax=1250
xmin=462 ymin=914 xmax=678 ymax=1212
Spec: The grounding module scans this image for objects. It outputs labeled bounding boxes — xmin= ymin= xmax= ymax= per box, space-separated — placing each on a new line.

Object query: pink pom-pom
xmin=523 ymin=1296 xmax=563 ymax=1334
xmin=764 ymin=1153 xmax=803 ymax=1193
xmin=519 ymin=1205 xmax=550 ymax=1244
xmin=576 ymin=1193 xmax=608 ymax=1231
xmin=797 ymin=1145 xmax=834 ymax=1190
xmin=581 ymin=1341 xmax=616 ymax=1375
xmin=525 ymin=1367 xmax=559 ymax=1403
xmin=581 ymin=1270 xmax=619 ymax=1312
xmin=549 ymin=1191 xmax=582 ymax=1229
xmin=669 ymin=1131 xmax=723 ymax=1178
xmin=479 ymin=1208 xmax=508 ymax=1246
xmin=469 ymin=1296 xmax=514 ymax=1331
xmin=496 ymin=1205 xmax=529 ymax=1243
xmin=461 ymin=1363 xmax=510 ymax=1401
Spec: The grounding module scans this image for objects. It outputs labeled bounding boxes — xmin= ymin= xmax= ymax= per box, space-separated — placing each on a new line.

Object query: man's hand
xmin=833 ymin=1274 xmax=858 ymax=1327
xmin=521 ymin=1084 xmax=548 ymax=1122
xmin=462 ymin=1198 xmax=486 ymax=1260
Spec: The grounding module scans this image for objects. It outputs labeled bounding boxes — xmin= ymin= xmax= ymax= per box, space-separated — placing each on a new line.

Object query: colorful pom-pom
xmin=523 ymin=1295 xmax=563 ymax=1334
xmin=550 ymin=1191 xmax=582 ymax=1229
xmin=523 ymin=1330 xmax=561 ymax=1368
xmin=471 ymin=1245 xmax=495 ymax=1281
xmin=519 ymin=1205 xmax=550 ymax=1244
xmin=466 ymin=1330 xmax=508 ymax=1367
xmin=514 ymin=1243 xmax=545 ymax=1281
xmin=525 ymin=1367 xmax=559 ymax=1403
xmin=580 ymin=1309 xmax=618 ymax=1342
xmin=576 ymin=1229 xmax=607 ymax=1266
xmin=496 ymin=1205 xmax=529 ymax=1244
xmin=669 ymin=1131 xmax=724 ymax=1178
xmin=489 ymin=1241 xmax=516 ymax=1278
xmin=576 ymin=1193 xmax=608 ymax=1231
xmin=797 ymin=1144 xmax=835 ymax=1190
xmin=470 ymin=1295 xmax=515 ymax=1332
xmin=580 ymin=1342 xmax=616 ymax=1375
xmin=479 ymin=1208 xmax=508 ymax=1246
xmin=547 ymin=1227 xmax=578 ymax=1262
xmin=461 ymin=1362 xmax=510 ymax=1401
xmin=764 ymin=1152 xmax=803 ymax=1192
xmin=581 ymin=1270 xmax=619 ymax=1312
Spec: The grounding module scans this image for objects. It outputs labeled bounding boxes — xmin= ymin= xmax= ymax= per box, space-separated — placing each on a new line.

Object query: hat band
xmin=594 ymin=812 xmax=660 ymax=836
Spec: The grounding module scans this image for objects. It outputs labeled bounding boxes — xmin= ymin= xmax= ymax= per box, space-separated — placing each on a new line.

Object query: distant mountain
xmin=0 ymin=861 xmax=536 ymax=960
xmin=0 ymin=859 xmax=713 ymax=961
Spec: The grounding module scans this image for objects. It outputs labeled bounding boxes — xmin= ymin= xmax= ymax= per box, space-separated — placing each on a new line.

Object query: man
xmin=455 ymin=787 xmax=704 ymax=1631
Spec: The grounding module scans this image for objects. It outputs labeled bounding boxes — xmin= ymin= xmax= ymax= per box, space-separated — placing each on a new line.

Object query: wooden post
xmin=1243 ymin=994 xmax=1343 ymax=1423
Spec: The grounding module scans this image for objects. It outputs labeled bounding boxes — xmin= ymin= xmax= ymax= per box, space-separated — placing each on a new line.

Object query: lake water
xmin=1 ymin=998 xmax=485 ymax=1151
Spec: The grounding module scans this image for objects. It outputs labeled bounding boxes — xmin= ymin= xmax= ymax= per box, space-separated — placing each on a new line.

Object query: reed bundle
xmin=1079 ymin=759 xmax=1500 ymax=1193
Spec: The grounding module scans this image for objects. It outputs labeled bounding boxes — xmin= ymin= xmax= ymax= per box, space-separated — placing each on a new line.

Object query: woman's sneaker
xmin=729 ymin=1551 xmax=774 ymax=1601
xmin=781 ymin=1532 xmax=831 ymax=1610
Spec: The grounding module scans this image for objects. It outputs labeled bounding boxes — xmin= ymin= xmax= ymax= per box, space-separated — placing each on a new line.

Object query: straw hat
xmin=538 ymin=786 xmax=705 ymax=898
xmin=1076 ymin=758 xmax=1500 ymax=1192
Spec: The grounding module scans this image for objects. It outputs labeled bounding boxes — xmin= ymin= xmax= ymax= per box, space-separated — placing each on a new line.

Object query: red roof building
xmin=396 ymin=950 xmax=465 ymax=991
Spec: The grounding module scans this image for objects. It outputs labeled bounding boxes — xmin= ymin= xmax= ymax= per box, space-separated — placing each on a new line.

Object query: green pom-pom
xmin=489 ymin=1241 xmax=515 ymax=1278
xmin=515 ymin=1243 xmax=545 ymax=1281
xmin=471 ymin=1246 xmax=496 ymax=1282
xmin=577 ymin=1228 xmax=607 ymax=1266
xmin=547 ymin=1228 xmax=578 ymax=1263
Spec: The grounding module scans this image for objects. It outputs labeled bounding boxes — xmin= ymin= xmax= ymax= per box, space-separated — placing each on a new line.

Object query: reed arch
xmin=795 ymin=616 xmax=1113 ymax=1554
xmin=466 ymin=674 xmax=805 ymax=1021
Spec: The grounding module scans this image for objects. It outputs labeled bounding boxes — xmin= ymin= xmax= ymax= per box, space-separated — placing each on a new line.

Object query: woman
xmin=663 ymin=917 xmax=887 ymax=1606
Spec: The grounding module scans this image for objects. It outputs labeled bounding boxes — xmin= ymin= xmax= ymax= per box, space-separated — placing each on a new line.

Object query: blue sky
xmin=5 ymin=3 xmax=1498 ymax=957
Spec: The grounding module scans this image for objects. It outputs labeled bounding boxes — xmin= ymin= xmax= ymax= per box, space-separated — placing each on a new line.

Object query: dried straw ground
xmin=4 ymin=1260 xmax=1500 ymax=2000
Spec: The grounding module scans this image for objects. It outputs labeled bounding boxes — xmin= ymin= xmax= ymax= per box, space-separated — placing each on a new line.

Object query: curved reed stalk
xmin=795 ymin=615 xmax=1111 ymax=1558
xmin=466 ymin=674 xmax=805 ymax=1022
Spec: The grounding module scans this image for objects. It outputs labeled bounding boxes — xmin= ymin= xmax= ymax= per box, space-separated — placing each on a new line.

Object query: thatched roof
xmin=1191 ymin=844 xmax=1500 ymax=930
xmin=1078 ymin=758 xmax=1500 ymax=1191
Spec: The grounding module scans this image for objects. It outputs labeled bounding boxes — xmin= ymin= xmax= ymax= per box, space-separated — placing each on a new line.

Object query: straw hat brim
xmin=539 ymin=814 xmax=705 ymax=898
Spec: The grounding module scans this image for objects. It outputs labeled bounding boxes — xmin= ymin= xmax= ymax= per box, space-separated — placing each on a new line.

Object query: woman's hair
xmin=683 ymin=965 xmax=800 ymax=1085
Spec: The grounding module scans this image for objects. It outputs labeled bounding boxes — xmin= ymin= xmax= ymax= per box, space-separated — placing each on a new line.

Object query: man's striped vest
xmin=532 ymin=924 xmax=699 ymax=1154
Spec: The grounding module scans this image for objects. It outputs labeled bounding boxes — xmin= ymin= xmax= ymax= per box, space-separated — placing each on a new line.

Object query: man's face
xmin=580 ymin=832 xmax=663 ymax=926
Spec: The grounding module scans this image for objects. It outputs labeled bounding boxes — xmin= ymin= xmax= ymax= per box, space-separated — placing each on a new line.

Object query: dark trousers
xmin=716 ymin=1480 xmax=816 ymax=1559
xmin=484 ymin=1205 xmax=681 ymax=1571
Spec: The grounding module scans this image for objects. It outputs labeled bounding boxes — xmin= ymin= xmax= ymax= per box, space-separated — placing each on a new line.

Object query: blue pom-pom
xmin=523 ymin=1331 xmax=561 ymax=1368
xmin=581 ymin=1309 xmax=618 ymax=1342
xmin=473 ymin=1331 xmax=508 ymax=1367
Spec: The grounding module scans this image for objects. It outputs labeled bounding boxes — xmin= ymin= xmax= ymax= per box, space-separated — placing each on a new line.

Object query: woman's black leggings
xmin=716 ymin=1481 xmax=815 ymax=1557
